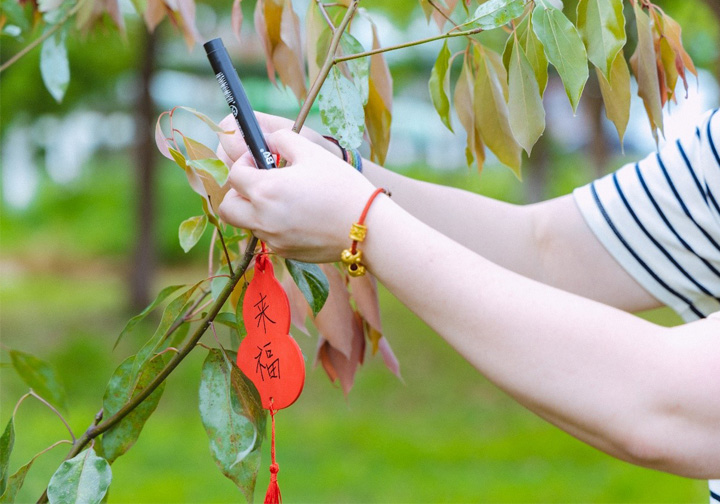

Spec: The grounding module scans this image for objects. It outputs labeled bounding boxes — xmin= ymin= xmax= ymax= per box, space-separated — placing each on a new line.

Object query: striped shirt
xmin=573 ymin=108 xmax=720 ymax=503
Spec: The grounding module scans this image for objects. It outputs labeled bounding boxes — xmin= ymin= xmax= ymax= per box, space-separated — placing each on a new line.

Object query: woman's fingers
xmin=218 ymin=188 xmax=256 ymax=230
xmin=217 ymin=112 xmax=296 ymax=162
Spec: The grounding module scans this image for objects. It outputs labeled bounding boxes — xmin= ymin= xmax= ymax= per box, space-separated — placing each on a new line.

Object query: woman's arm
xmin=217 ymin=114 xmax=659 ymax=312
xmin=219 ymin=130 xmax=720 ymax=479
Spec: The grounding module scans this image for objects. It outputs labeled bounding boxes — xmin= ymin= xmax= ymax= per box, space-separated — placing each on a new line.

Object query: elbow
xmin=617 ymin=421 xmax=718 ymax=479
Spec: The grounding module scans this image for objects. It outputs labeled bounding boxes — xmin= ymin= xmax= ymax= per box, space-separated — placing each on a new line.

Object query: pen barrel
xmin=204 ymin=38 xmax=276 ymax=170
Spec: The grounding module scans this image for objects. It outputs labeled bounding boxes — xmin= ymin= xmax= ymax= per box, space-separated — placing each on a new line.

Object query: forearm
xmin=362 ymin=196 xmax=720 ymax=478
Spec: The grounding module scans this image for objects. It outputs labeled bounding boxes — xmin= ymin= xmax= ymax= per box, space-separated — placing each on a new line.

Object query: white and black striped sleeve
xmin=573 ymin=108 xmax=720 ymax=322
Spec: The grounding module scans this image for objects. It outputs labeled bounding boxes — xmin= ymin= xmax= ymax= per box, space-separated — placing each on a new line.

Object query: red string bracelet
xmin=340 ymin=188 xmax=389 ymax=277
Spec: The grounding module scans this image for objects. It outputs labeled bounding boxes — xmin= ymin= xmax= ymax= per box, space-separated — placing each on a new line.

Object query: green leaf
xmin=596 ymin=52 xmax=630 ymax=146
xmin=0 ymin=418 xmax=14 ymax=496
xmin=0 ymin=455 xmax=33 ymax=503
xmin=318 ymin=66 xmax=365 ymax=150
xmin=285 ymin=259 xmax=330 ymax=317
xmin=179 ymin=215 xmax=208 ymax=253
xmin=9 ymin=350 xmax=67 ymax=409
xmin=40 ymin=29 xmax=69 ymax=103
xmin=131 ymin=281 xmax=205 ymax=384
xmin=47 ymin=448 xmax=111 ymax=504
xmin=188 ymin=159 xmax=229 ymax=187
xmin=532 ymin=0 xmax=588 ymax=112
xmin=113 ymin=285 xmax=186 ymax=350
xmin=339 ymin=33 xmax=370 ymax=106
xmin=1 ymin=0 xmax=29 ymax=33
xmin=211 ymin=266 xmax=231 ymax=301
xmin=576 ymin=0 xmax=625 ymax=80
xmin=466 ymin=0 xmax=527 ymax=31
xmin=235 ymin=282 xmax=248 ymax=342
xmin=517 ymin=14 xmax=548 ymax=95
xmin=473 ymin=47 xmax=522 ymax=176
xmin=101 ymin=355 xmax=166 ymax=464
xmin=214 ymin=312 xmax=238 ymax=331
xmin=454 ymin=53 xmax=485 ymax=171
xmin=429 ymin=40 xmax=453 ymax=132
xmin=508 ymin=36 xmax=545 ymax=155
xmin=199 ymin=350 xmax=263 ymax=504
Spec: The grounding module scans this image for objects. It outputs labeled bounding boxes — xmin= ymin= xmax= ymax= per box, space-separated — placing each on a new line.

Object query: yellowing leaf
xmin=576 ymin=0 xmax=625 ymax=80
xmin=596 ymin=52 xmax=630 ymax=146
xmin=274 ymin=0 xmax=306 ymax=101
xmin=454 ymin=51 xmax=485 ymax=171
xmin=473 ymin=47 xmax=522 ymax=176
xmin=143 ymin=0 xmax=167 ymax=31
xmin=508 ymin=35 xmax=545 ymax=155
xmin=659 ymin=36 xmax=678 ymax=102
xmin=305 ymin=0 xmax=326 ymax=84
xmin=630 ymin=2 xmax=663 ymax=137
xmin=179 ymin=215 xmax=208 ymax=253
xmin=429 ymin=40 xmax=453 ymax=132
xmin=364 ymin=21 xmax=393 ymax=165
xmin=188 ymin=158 xmax=229 ymax=186
xmin=532 ymin=0 xmax=588 ymax=112
xmin=660 ymin=13 xmax=697 ymax=96
xmin=319 ymin=66 xmax=365 ymax=150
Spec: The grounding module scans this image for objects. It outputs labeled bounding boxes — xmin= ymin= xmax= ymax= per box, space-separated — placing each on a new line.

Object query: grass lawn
xmin=0 ymin=156 xmax=709 ymax=502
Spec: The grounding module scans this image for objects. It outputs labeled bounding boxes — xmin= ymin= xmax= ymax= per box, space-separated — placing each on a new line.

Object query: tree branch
xmin=315 ymin=0 xmax=337 ymax=33
xmin=0 ymin=1 xmax=82 ymax=73
xmin=333 ymin=25 xmax=484 ymax=64
xmin=292 ymin=0 xmax=361 ymax=135
xmin=37 ymin=237 xmax=259 ymax=504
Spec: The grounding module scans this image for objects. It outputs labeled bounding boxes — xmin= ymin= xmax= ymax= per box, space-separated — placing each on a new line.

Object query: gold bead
xmin=341 ymin=248 xmax=362 ymax=265
xmin=348 ymin=263 xmax=366 ymax=277
xmin=349 ymin=223 xmax=367 ymax=242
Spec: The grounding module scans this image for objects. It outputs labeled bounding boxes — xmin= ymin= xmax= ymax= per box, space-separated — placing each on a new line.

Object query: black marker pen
xmin=204 ymin=38 xmax=276 ymax=170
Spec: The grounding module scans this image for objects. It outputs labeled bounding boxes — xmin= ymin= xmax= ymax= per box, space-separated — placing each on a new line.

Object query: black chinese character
xmin=254 ymin=292 xmax=276 ymax=333
xmin=254 ymin=342 xmax=281 ymax=381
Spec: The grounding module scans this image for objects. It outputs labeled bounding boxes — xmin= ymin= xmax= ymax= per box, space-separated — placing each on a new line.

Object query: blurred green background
xmin=1 ymin=0 xmax=719 ymax=502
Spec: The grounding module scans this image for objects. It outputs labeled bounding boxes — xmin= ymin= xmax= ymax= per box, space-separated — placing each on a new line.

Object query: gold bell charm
xmin=341 ymin=248 xmax=366 ymax=277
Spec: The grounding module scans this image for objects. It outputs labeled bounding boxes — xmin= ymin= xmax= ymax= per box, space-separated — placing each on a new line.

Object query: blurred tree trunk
xmin=523 ymin=134 xmax=549 ymax=203
xmin=586 ymin=75 xmax=609 ymax=180
xmin=129 ymin=29 xmax=158 ymax=311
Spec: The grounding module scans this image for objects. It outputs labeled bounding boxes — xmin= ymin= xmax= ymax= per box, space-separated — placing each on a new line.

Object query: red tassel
xmin=264 ymin=406 xmax=282 ymax=504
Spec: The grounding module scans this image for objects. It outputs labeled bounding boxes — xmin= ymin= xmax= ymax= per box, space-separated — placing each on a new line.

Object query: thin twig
xmin=0 ymin=1 xmax=83 ymax=73
xmin=334 ymin=25 xmax=484 ymax=64
xmin=216 ymin=226 xmax=234 ymax=276
xmin=37 ymin=237 xmax=259 ymax=504
xmin=29 ymin=391 xmax=76 ymax=443
xmin=428 ymin=0 xmax=459 ymax=27
xmin=315 ymin=0 xmax=337 ymax=32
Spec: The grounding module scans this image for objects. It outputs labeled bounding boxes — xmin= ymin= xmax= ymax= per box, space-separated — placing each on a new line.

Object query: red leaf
xmin=377 ymin=336 xmax=401 ymax=379
xmin=254 ymin=0 xmax=277 ymax=85
xmin=176 ymin=0 xmax=201 ymax=50
xmin=312 ymin=265 xmax=355 ymax=358
xmin=280 ymin=274 xmax=311 ymax=335
xmin=232 ymin=0 xmax=243 ymax=42
xmin=347 ymin=273 xmax=382 ymax=334
xmin=144 ymin=0 xmax=167 ymax=31
xmin=155 ymin=111 xmax=172 ymax=159
xmin=315 ymin=311 xmax=365 ymax=395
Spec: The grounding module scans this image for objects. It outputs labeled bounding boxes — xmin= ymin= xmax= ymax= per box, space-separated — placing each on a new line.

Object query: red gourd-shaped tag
xmin=237 ymin=253 xmax=305 ymax=410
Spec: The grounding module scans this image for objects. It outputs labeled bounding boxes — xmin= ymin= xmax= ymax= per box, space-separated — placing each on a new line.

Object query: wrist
xmin=318 ymin=135 xmax=345 ymax=159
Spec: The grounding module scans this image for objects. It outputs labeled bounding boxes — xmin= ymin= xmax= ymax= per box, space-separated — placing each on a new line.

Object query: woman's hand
xmin=218 ymin=129 xmax=377 ymax=263
xmin=216 ymin=112 xmax=343 ymax=166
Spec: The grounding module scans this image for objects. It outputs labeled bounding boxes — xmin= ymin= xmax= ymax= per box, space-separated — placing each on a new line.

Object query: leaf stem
xmin=37 ymin=237 xmax=259 ymax=504
xmin=0 ymin=1 xmax=82 ymax=73
xmin=333 ymin=25 xmax=484 ymax=64
xmin=29 ymin=391 xmax=76 ymax=443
